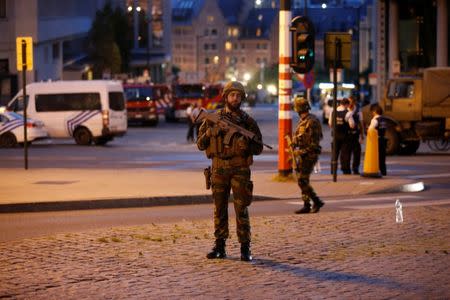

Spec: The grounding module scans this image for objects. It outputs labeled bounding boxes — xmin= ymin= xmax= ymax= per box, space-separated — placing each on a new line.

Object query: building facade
xmin=125 ymin=0 xmax=172 ymax=83
xmin=0 ymin=0 xmax=122 ymax=105
xmin=171 ymin=0 xmax=279 ymax=84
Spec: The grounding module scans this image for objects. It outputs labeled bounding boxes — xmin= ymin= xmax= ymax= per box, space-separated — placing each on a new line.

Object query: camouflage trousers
xmin=211 ymin=166 xmax=253 ymax=243
xmin=297 ymin=154 xmax=319 ymax=203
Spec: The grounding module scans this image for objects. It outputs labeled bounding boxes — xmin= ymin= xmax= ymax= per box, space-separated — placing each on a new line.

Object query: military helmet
xmin=222 ymin=81 xmax=246 ymax=100
xmin=293 ymin=96 xmax=311 ymax=113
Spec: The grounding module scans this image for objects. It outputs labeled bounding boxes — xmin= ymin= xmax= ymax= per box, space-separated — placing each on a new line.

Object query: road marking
xmin=407 ymin=172 xmax=450 ymax=179
xmin=286 ymin=194 xmax=423 ymax=205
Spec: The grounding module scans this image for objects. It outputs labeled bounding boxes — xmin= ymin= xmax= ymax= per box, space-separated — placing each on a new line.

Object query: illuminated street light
xmin=127 ymin=6 xmax=132 ymax=12
xmin=243 ymin=73 xmax=251 ymax=81
xmin=136 ymin=6 xmax=141 ymax=12
xmin=322 ymin=3 xmax=327 ymax=9
xmin=257 ymin=84 xmax=263 ymax=90
xmin=267 ymin=84 xmax=277 ymax=95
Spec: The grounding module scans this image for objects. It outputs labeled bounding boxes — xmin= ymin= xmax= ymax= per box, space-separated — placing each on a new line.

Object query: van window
xmin=7 ymin=95 xmax=29 ymax=112
xmin=35 ymin=93 xmax=101 ymax=112
xmin=108 ymin=92 xmax=125 ymax=111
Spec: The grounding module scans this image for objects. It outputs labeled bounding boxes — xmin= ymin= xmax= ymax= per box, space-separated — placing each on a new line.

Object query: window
xmin=205 ymin=57 xmax=210 ymax=64
xmin=225 ymin=42 xmax=232 ymax=51
xmin=0 ymin=59 xmax=8 ymax=74
xmin=0 ymin=0 xmax=6 ymax=18
xmin=207 ymin=16 xmax=214 ymax=23
xmin=387 ymin=81 xmax=415 ymax=99
xmin=204 ymin=44 xmax=209 ymax=50
xmin=35 ymin=93 xmax=101 ymax=112
xmin=7 ymin=95 xmax=28 ymax=112
xmin=109 ymin=92 xmax=125 ymax=111
xmin=211 ymin=43 xmax=216 ymax=50
xmin=52 ymin=43 xmax=60 ymax=60
xmin=211 ymin=29 xmax=217 ymax=35
xmin=256 ymin=28 xmax=262 ymax=37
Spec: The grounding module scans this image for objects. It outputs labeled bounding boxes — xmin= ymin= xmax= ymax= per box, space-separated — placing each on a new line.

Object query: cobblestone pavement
xmin=1 ymin=206 xmax=449 ymax=299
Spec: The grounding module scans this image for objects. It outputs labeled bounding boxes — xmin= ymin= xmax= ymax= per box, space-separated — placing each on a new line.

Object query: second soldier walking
xmin=291 ymin=97 xmax=325 ymax=214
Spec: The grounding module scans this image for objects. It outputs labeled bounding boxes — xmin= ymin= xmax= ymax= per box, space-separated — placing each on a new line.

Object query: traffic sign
xmin=16 ymin=37 xmax=33 ymax=71
xmin=324 ymin=32 xmax=351 ymax=69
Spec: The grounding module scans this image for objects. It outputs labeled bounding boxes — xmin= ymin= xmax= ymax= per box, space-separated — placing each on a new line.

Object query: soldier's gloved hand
xmin=206 ymin=126 xmax=222 ymax=137
xmin=294 ymin=149 xmax=307 ymax=156
xmin=237 ymin=136 xmax=248 ymax=150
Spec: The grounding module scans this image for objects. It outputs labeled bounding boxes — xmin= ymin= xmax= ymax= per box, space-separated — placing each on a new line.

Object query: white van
xmin=6 ymin=80 xmax=127 ymax=145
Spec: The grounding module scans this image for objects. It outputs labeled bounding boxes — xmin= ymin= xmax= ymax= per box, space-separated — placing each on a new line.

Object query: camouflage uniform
xmin=292 ymin=97 xmax=324 ymax=213
xmin=197 ymin=108 xmax=263 ymax=243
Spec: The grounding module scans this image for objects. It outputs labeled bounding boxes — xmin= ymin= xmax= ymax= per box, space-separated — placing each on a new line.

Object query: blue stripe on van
xmin=66 ymin=110 xmax=100 ymax=136
xmin=0 ymin=119 xmax=23 ymax=135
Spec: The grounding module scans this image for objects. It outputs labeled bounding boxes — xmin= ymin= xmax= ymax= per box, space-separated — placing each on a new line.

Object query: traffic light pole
xmin=278 ymin=0 xmax=292 ymax=177
xmin=331 ymin=38 xmax=342 ymax=182
xmin=21 ymin=39 xmax=28 ymax=170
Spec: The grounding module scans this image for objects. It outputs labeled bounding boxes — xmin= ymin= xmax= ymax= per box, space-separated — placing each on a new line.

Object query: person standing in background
xmin=348 ymin=96 xmax=364 ymax=174
xmin=328 ymin=98 xmax=355 ymax=174
xmin=186 ymin=104 xmax=195 ymax=143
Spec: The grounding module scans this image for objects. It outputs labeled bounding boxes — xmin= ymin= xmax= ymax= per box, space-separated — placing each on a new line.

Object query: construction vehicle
xmin=364 ymin=67 xmax=450 ymax=155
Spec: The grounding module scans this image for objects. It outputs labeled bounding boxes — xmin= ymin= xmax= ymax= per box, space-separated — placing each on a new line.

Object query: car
xmin=0 ymin=108 xmax=49 ymax=148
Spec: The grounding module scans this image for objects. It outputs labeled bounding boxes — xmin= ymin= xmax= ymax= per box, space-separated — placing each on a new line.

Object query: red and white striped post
xmin=278 ymin=0 xmax=292 ymax=177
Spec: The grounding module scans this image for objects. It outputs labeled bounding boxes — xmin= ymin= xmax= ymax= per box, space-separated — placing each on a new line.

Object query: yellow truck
xmin=364 ymin=67 xmax=450 ymax=155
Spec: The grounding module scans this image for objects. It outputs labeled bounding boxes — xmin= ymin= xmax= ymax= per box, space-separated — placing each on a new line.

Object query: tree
xmin=88 ymin=3 xmax=132 ymax=78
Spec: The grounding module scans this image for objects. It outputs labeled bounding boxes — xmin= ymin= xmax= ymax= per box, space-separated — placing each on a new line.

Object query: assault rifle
xmin=285 ymin=135 xmax=300 ymax=178
xmin=195 ymin=109 xmax=272 ymax=149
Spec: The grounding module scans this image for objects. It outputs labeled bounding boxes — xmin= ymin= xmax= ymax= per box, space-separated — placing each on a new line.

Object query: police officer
xmin=369 ymin=103 xmax=387 ymax=176
xmin=328 ymin=98 xmax=355 ymax=174
xmin=291 ymin=97 xmax=324 ymax=214
xmin=348 ymin=96 xmax=364 ymax=174
xmin=197 ymin=81 xmax=263 ymax=261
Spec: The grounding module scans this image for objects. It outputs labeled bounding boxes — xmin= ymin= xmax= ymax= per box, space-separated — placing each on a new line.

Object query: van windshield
xmin=174 ymin=84 xmax=204 ymax=99
xmin=109 ymin=92 xmax=125 ymax=111
xmin=124 ymin=86 xmax=153 ymax=100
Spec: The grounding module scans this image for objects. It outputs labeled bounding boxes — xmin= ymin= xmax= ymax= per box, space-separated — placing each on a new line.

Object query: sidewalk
xmin=1 ymin=206 xmax=449 ymax=298
xmin=0 ymin=167 xmax=418 ymax=212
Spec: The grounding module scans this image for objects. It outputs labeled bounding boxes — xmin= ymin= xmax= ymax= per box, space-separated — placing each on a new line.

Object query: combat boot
xmin=295 ymin=201 xmax=311 ymax=214
xmin=240 ymin=242 xmax=252 ymax=261
xmin=310 ymin=197 xmax=324 ymax=213
xmin=206 ymin=239 xmax=226 ymax=259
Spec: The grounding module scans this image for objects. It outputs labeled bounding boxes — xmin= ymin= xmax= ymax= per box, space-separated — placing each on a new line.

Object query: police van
xmin=6 ymin=80 xmax=127 ymax=145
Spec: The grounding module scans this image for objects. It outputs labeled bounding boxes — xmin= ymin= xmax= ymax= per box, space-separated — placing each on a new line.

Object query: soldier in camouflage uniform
xmin=291 ymin=97 xmax=325 ymax=214
xmin=197 ymin=81 xmax=263 ymax=261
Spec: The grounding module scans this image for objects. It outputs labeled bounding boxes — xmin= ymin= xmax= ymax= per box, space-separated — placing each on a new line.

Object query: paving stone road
xmin=1 ymin=206 xmax=449 ymax=299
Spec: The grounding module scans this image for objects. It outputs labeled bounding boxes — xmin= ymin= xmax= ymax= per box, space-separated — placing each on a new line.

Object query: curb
xmin=0 ymin=195 xmax=275 ymax=213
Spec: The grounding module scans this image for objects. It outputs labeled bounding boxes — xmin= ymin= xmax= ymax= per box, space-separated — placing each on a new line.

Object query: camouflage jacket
xmin=293 ymin=113 xmax=323 ymax=156
xmin=197 ymin=108 xmax=263 ymax=159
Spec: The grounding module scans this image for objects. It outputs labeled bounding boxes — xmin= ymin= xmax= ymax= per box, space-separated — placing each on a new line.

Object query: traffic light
xmin=290 ymin=16 xmax=315 ymax=74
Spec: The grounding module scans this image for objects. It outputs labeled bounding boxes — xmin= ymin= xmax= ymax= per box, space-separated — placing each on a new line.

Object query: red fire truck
xmin=204 ymin=84 xmax=223 ymax=110
xmin=123 ymin=83 xmax=169 ymax=126
xmin=164 ymin=83 xmax=224 ymax=122
xmin=164 ymin=83 xmax=204 ymax=122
